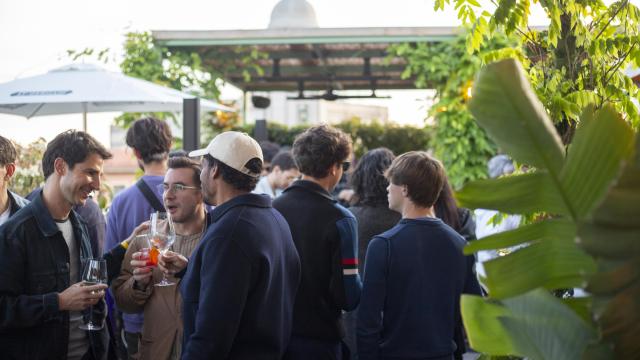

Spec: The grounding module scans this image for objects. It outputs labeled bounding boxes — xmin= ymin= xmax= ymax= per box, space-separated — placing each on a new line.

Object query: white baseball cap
xmin=189 ymin=131 xmax=263 ymax=178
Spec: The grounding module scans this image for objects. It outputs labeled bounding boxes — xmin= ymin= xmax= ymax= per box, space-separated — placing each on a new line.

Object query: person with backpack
xmin=104 ymin=117 xmax=172 ymax=359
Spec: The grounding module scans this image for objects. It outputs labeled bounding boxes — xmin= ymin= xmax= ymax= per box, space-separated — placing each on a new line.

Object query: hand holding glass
xmin=150 ymin=212 xmax=176 ymax=287
xmin=79 ymin=258 xmax=107 ymax=330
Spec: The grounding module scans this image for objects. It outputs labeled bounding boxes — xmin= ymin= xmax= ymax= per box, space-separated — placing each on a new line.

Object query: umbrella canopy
xmin=0 ymin=63 xmax=233 ymax=118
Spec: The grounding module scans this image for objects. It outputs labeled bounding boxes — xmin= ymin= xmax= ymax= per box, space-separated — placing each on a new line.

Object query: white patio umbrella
xmin=0 ymin=63 xmax=234 ymax=130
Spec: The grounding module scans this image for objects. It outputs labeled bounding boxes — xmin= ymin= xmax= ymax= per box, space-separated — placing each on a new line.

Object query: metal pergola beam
xmin=153 ymin=26 xmax=456 ymax=93
xmin=183 ymin=98 xmax=200 ymax=151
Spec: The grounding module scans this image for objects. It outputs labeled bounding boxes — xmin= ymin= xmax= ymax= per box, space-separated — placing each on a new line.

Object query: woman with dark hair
xmin=349 ymin=147 xmax=401 ymax=272
xmin=434 ymin=177 xmax=478 ymax=360
xmin=434 ymin=177 xmax=476 ymax=242
xmin=344 ymin=148 xmax=400 ymax=358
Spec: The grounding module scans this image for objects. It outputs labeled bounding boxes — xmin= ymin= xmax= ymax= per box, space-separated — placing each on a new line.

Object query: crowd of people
xmin=0 ymin=117 xmax=514 ymax=360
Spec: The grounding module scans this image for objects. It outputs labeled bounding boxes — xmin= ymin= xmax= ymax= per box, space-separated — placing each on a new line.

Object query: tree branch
xmin=593 ymin=0 xmax=628 ymax=41
xmin=602 ymin=40 xmax=637 ymax=94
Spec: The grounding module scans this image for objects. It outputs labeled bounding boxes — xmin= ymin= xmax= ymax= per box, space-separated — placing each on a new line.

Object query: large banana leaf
xmin=460 ymin=295 xmax=520 ymax=356
xmin=459 ymin=58 xmax=638 ymax=359
xmin=560 ymin=106 xmax=636 ymax=220
xmin=468 ymin=59 xmax=565 ymax=176
xmin=466 ymin=59 xmax=632 ymax=222
xmin=578 ymin=136 xmax=640 ymax=359
xmin=462 ymin=59 xmax=631 ymax=295
xmin=482 ymin=238 xmax=596 ymax=299
xmin=456 ymin=172 xmax=570 ymax=215
xmin=464 ymin=218 xmax=574 ymax=254
xmin=461 ymin=289 xmax=596 ymax=359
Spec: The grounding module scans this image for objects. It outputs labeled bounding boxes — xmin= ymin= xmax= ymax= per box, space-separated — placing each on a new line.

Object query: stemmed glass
xmin=149 ymin=212 xmax=176 ymax=287
xmin=78 ymin=258 xmax=107 ymax=330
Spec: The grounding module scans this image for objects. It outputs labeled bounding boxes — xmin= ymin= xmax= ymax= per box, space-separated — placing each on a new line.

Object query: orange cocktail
xmin=147 ymin=246 xmax=160 ymax=266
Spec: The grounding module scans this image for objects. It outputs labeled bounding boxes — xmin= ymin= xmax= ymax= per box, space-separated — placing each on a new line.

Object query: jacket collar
xmin=31 ymin=190 xmax=93 ymax=259
xmin=210 ymin=193 xmax=272 ymax=223
xmin=30 ymin=189 xmax=83 ymax=238
xmin=8 ymin=190 xmax=29 ymax=216
xmin=284 ymin=180 xmax=335 ymax=202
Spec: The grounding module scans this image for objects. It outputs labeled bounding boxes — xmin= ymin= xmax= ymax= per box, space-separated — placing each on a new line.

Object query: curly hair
xmin=350 ymin=148 xmax=395 ymax=206
xmin=125 ymin=117 xmax=172 ymax=164
xmin=292 ymin=125 xmax=352 ymax=178
xmin=42 ymin=130 xmax=112 ymax=179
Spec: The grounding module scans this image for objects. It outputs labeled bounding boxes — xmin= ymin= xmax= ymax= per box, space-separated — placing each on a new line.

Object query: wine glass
xmin=79 ymin=258 xmax=107 ymax=330
xmin=150 ymin=212 xmax=176 ymax=287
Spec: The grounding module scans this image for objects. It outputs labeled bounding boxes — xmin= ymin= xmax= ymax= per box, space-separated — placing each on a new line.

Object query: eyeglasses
xmin=342 ymin=162 xmax=351 ymax=172
xmin=158 ymin=183 xmax=201 ymax=194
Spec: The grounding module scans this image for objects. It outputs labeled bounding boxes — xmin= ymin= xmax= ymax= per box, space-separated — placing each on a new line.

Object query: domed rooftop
xmin=268 ymin=0 xmax=319 ymax=29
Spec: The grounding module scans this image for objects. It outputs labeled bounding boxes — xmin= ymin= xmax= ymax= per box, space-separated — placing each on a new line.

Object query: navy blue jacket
xmin=180 ymin=193 xmax=301 ymax=360
xmin=357 ymin=217 xmax=481 ymax=360
xmin=28 ymin=188 xmax=106 ymax=258
xmin=7 ymin=190 xmax=29 ymax=217
xmin=0 ymin=190 xmax=108 ymax=360
xmin=273 ymin=180 xmax=363 ymax=341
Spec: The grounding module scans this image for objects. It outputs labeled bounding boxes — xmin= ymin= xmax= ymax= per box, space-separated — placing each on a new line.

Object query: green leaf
xmin=579 ymin=135 xmax=640 ymax=359
xmin=462 ymin=290 xmax=597 ymax=358
xmin=500 ymin=289 xmax=597 ymax=359
xmin=562 ymin=296 xmax=594 ymax=326
xmin=465 ymin=218 xmax=575 ymax=254
xmin=468 ymin=59 xmax=565 ymax=175
xmin=560 ymin=106 xmax=636 ymax=220
xmin=578 ymin=223 xmax=640 ymax=259
xmin=461 ymin=295 xmax=521 ymax=356
xmin=483 ymin=238 xmax=596 ymax=298
xmin=456 ymin=172 xmax=570 ymax=215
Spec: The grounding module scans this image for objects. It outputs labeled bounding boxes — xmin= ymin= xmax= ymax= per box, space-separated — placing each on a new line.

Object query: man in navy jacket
xmin=0 ymin=130 xmax=112 ymax=360
xmin=273 ymin=125 xmax=362 ymax=359
xmin=160 ymin=131 xmax=301 ymax=360
xmin=357 ymin=151 xmax=482 ymax=360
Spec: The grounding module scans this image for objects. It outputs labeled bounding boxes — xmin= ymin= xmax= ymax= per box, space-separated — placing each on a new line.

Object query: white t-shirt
xmin=56 ymin=219 xmax=89 ymax=360
xmin=0 ymin=206 xmax=10 ymax=227
xmin=474 ymin=209 xmax=522 ymax=285
xmin=252 ymin=176 xmax=282 ymax=198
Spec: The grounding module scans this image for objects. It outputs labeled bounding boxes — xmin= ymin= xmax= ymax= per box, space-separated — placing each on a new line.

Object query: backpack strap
xmin=135 ymin=179 xmax=165 ymax=212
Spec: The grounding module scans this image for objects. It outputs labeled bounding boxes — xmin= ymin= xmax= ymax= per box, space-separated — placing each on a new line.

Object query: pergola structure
xmin=153 ymin=27 xmax=457 ymax=96
xmin=154 ymin=26 xmax=457 ymax=149
xmin=153 ymin=27 xmax=458 ymax=96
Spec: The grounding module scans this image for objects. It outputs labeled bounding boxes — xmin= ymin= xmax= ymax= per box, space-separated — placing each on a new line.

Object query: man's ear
xmin=4 ymin=163 xmax=16 ymax=178
xmin=210 ymin=162 xmax=220 ymax=179
xmin=402 ymin=185 xmax=409 ymax=197
xmin=330 ymin=163 xmax=339 ymax=177
xmin=54 ymin=158 xmax=67 ymax=176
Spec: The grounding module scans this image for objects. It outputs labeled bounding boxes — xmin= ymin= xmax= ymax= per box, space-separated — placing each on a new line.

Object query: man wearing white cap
xmin=159 ymin=131 xmax=301 ymax=360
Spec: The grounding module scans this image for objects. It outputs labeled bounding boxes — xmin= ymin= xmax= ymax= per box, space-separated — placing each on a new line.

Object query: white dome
xmin=268 ymin=0 xmax=319 ymax=29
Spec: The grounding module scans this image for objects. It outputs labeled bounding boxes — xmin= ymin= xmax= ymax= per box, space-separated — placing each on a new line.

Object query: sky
xmin=0 ymin=0 xmax=553 ymax=145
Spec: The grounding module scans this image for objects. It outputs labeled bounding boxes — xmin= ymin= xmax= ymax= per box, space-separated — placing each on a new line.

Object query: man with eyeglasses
xmin=105 ymin=117 xmax=173 ymax=358
xmin=111 ymin=156 xmax=208 ymax=359
xmin=273 ymin=125 xmax=362 ymax=359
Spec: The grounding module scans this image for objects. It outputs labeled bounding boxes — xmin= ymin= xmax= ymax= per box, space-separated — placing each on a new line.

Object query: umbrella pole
xmin=83 ymin=111 xmax=87 ymax=132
